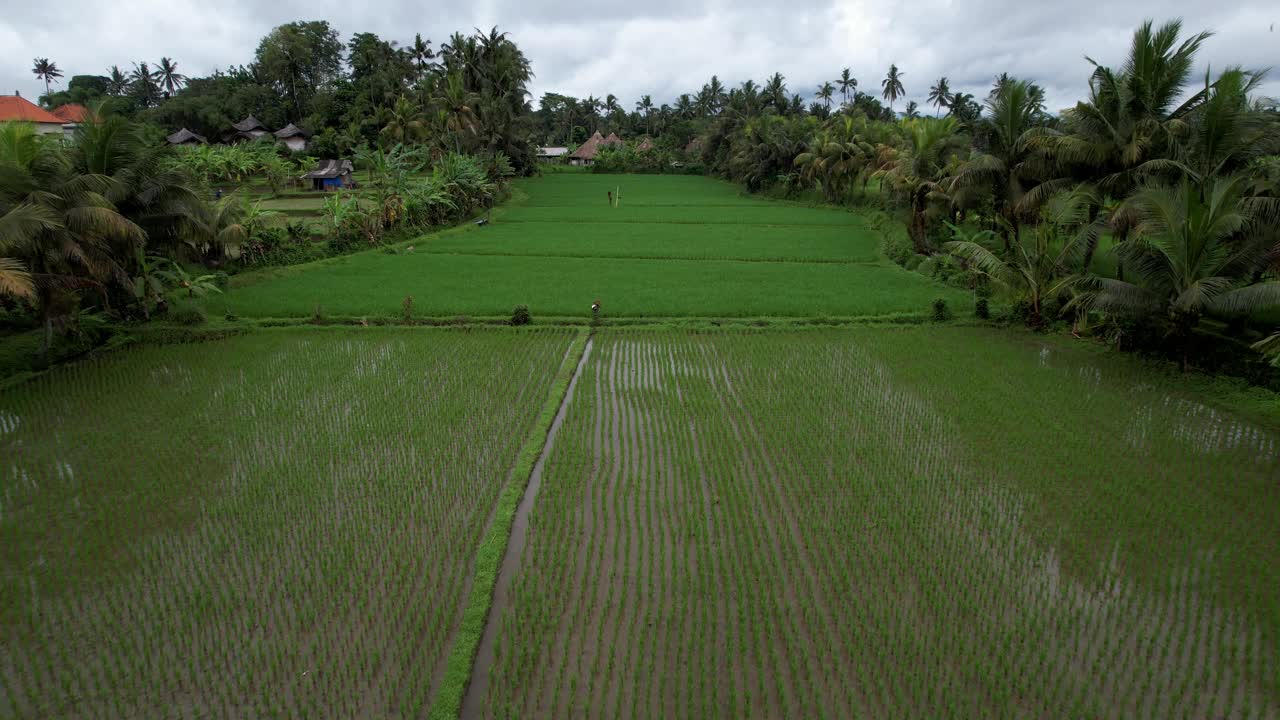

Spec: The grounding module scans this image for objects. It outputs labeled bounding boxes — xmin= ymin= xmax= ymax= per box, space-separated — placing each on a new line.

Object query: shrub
xmin=169 ymin=300 xmax=207 ymax=326
xmin=402 ymin=295 xmax=414 ymax=322
xmin=904 ymin=254 xmax=926 ymax=271
xmin=975 ymin=298 xmax=990 ymax=319
xmin=212 ymin=271 xmax=230 ymax=290
xmin=931 ymin=298 xmax=953 ymax=322
xmin=510 ymin=305 xmax=531 ymax=326
xmin=916 ymin=257 xmax=938 ymax=278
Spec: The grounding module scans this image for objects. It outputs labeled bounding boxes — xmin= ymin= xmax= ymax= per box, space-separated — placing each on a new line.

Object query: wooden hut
xmin=302 ymin=159 xmax=354 ymax=191
xmin=568 ymin=131 xmax=605 ymax=166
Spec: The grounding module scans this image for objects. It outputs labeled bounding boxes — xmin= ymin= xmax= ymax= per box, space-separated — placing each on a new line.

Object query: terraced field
xmin=225 ymin=174 xmax=967 ymax=319
xmin=477 ymin=327 xmax=1280 ymax=718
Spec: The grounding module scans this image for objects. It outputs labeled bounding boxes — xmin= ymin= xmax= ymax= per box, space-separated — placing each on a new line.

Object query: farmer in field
xmin=607 ymin=190 xmax=613 ymax=206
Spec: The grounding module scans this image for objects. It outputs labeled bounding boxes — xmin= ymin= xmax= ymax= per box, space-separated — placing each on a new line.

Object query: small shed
xmin=302 ymin=159 xmax=354 ymax=191
xmin=166 ymin=128 xmax=208 ymax=146
xmin=274 ymin=123 xmax=308 ymax=152
xmin=537 ymin=146 xmax=569 ymax=163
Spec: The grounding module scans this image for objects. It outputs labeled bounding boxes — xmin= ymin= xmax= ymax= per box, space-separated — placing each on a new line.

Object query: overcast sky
xmin=3 ymin=0 xmax=1277 ymax=114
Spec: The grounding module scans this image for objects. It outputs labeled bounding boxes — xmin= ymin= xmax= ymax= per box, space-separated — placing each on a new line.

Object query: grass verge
xmin=425 ymin=328 xmax=590 ymax=720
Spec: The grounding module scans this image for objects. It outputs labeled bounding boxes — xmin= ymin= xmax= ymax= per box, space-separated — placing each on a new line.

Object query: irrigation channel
xmin=460 ymin=337 xmax=595 ymax=719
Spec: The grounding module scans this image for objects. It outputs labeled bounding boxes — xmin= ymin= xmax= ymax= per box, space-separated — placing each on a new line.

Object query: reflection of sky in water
xmin=1034 ymin=343 xmax=1278 ymax=464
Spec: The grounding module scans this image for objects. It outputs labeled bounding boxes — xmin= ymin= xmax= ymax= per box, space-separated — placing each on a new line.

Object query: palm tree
xmin=434 ymin=72 xmax=479 ymax=153
xmin=764 ymin=73 xmax=788 ymax=111
xmin=837 ymin=68 xmax=857 ymax=106
xmin=382 ymin=95 xmax=428 ymax=143
xmin=157 ymin=57 xmax=186 ymax=98
xmin=1073 ymin=175 xmax=1280 ymax=369
xmin=876 ymin=117 xmax=966 ymax=253
xmin=0 ymin=257 xmax=34 ymax=299
xmin=636 ymin=95 xmax=655 ymax=134
xmin=950 ymin=78 xmax=1050 ymax=250
xmin=0 ymin=122 xmax=144 ymax=348
xmin=675 ymin=94 xmax=694 ymax=119
xmin=945 ymin=220 xmax=1080 ymax=327
xmin=816 ymin=82 xmax=835 ymax=110
xmin=106 ymin=66 xmax=129 ymax=96
xmin=795 ymin=119 xmax=876 ymax=202
xmin=31 ymin=58 xmax=63 ymax=98
xmin=881 ymin=64 xmax=905 ymax=112
xmin=410 ymin=33 xmax=434 ymax=78
xmin=904 ymin=101 xmax=921 ymax=119
xmin=928 ymin=76 xmax=952 ymax=117
xmin=130 ymin=62 xmax=161 ymax=107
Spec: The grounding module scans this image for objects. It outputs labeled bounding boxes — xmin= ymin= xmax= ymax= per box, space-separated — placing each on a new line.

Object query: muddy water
xmin=460 ymin=337 xmax=595 ymax=720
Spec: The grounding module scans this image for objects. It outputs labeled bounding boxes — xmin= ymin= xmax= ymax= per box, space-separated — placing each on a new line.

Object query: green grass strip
xmin=426 ymin=328 xmax=590 ymax=720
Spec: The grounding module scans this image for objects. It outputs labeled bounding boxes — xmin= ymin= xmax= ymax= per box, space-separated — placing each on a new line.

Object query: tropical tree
xmin=816 ymin=82 xmax=835 ymax=110
xmin=904 ymin=101 xmax=921 ymax=119
xmin=382 ymin=95 xmax=428 ymax=143
xmin=928 ymin=76 xmax=952 ymax=117
xmin=130 ymin=62 xmax=161 ymax=106
xmin=1071 ymin=175 xmax=1280 ymax=369
xmin=410 ymin=33 xmax=435 ymax=79
xmin=837 ymin=68 xmax=857 ymax=106
xmin=32 ymin=58 xmax=63 ymax=98
xmin=881 ymin=64 xmax=905 ymax=112
xmin=876 ymin=116 xmax=966 ymax=253
xmin=636 ymin=95 xmax=655 ymax=134
xmin=157 ymin=57 xmax=187 ymax=98
xmin=795 ymin=119 xmax=877 ymax=202
xmin=433 ymin=71 xmax=479 ymax=152
xmin=945 ymin=218 xmax=1080 ymax=327
xmin=106 ymin=66 xmax=129 ymax=96
xmin=950 ymin=78 xmax=1050 ymax=249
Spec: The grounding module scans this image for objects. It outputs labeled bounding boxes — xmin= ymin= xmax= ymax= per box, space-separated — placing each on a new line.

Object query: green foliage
xmin=167 ymin=298 xmax=208 ymax=325
xmin=931 ymin=297 xmax=952 ymax=321
xmin=510 ymin=304 xmax=531 ymax=326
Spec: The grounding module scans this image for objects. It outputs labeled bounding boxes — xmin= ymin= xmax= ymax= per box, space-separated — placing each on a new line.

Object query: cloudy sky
xmin=3 ymin=0 xmax=1277 ymax=114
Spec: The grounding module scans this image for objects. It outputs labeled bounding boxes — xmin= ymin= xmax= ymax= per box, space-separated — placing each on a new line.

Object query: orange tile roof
xmin=52 ymin=104 xmax=90 ymax=123
xmin=0 ymin=95 xmax=64 ymax=124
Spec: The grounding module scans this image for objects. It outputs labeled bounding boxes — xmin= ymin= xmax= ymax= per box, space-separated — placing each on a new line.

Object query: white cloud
xmin=3 ymin=0 xmax=1276 ymax=113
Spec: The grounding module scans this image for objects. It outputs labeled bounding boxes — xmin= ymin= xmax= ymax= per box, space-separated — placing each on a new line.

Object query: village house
xmin=227 ymin=116 xmax=270 ymax=142
xmin=567 ymin=131 xmax=624 ymax=166
xmin=302 ymin=159 xmax=354 ymax=191
xmin=0 ymin=93 xmax=65 ymax=135
xmin=51 ymin=103 xmax=91 ymax=139
xmin=274 ymin=123 xmax=308 ymax=152
xmin=536 ymin=146 xmax=569 ymax=163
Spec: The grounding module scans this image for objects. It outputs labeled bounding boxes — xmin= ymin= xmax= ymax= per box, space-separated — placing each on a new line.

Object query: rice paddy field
xmin=478 ymin=326 xmax=1280 ymax=719
xmin=223 ymin=174 xmax=967 ymax=319
xmin=4 ymin=172 xmax=1280 ymax=719
xmin=0 ymin=328 xmax=576 ymax=718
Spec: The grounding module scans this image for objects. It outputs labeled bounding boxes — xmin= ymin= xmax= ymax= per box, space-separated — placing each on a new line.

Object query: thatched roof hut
xmin=232 ymin=116 xmax=266 ymax=133
xmin=636 ymin=137 xmax=655 ymax=152
xmin=274 ymin=123 xmax=308 ymax=151
xmin=166 ymin=128 xmax=208 ymax=145
xmin=568 ymin=131 xmax=605 ymax=165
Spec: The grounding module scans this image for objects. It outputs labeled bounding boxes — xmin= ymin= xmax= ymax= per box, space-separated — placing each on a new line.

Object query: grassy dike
xmin=426 ymin=328 xmax=590 ymax=719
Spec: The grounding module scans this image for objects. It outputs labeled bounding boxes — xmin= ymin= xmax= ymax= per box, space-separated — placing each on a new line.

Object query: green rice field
xmin=224 ymin=174 xmax=965 ymax=319
xmin=4 ymin=173 xmax=1279 ymax=719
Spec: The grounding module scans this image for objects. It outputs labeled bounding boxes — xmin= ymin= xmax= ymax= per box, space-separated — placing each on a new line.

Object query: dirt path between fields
xmin=459 ymin=336 xmax=595 ymax=720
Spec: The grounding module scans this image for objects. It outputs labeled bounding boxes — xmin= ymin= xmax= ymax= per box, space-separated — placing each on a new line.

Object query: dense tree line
xmin=574 ymin=20 xmax=1280 ymax=374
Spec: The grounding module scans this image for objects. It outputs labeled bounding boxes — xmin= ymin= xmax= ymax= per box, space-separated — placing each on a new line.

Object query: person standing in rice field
xmin=607 ymin=190 xmax=613 ymax=206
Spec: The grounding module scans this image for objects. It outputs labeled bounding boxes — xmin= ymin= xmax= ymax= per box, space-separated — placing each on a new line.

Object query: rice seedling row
xmin=478 ymin=327 xmax=1280 ymax=718
xmin=0 ymin=327 xmax=575 ymax=718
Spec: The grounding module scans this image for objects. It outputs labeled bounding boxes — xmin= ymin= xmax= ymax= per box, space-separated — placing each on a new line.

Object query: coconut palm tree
xmin=636 ymin=95 xmax=655 ymax=134
xmin=904 ymin=101 xmax=921 ymax=119
xmin=156 ymin=57 xmax=187 ymax=98
xmin=950 ymin=78 xmax=1051 ymax=250
xmin=881 ymin=64 xmax=905 ymax=112
xmin=764 ymin=73 xmax=788 ymax=111
xmin=928 ymin=76 xmax=952 ymax=117
xmin=434 ymin=72 xmax=479 ymax=153
xmin=795 ymin=120 xmax=877 ymax=202
xmin=382 ymin=95 xmax=428 ymax=143
xmin=1072 ymin=175 xmax=1280 ymax=369
xmin=837 ymin=68 xmax=857 ymax=106
xmin=106 ymin=66 xmax=129 ymax=96
xmin=816 ymin=82 xmax=835 ymax=110
xmin=31 ymin=58 xmax=62 ymax=98
xmin=876 ymin=117 xmax=966 ymax=253
xmin=410 ymin=33 xmax=434 ymax=79
xmin=130 ymin=62 xmax=161 ymax=107
xmin=0 ymin=123 xmax=144 ymax=348
xmin=945 ymin=219 xmax=1080 ymax=327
